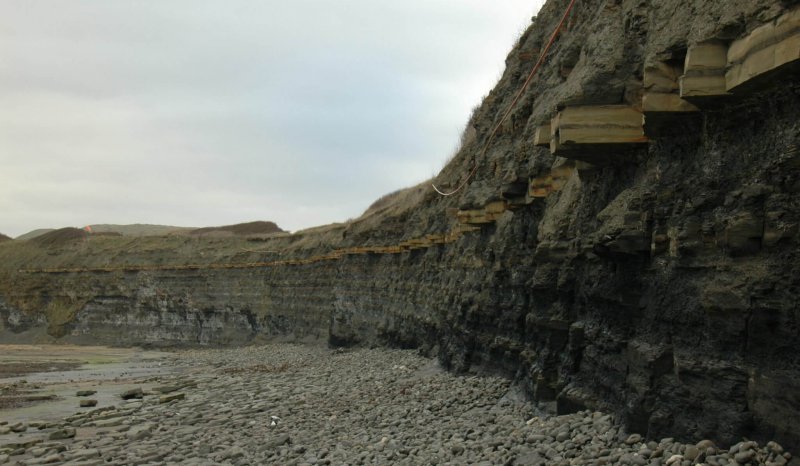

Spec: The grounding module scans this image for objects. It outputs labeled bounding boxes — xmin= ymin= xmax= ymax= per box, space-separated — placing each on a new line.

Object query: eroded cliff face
xmin=1 ymin=0 xmax=799 ymax=451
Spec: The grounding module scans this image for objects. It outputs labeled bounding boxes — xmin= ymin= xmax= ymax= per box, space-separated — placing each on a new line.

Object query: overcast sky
xmin=0 ymin=1 xmax=544 ymax=238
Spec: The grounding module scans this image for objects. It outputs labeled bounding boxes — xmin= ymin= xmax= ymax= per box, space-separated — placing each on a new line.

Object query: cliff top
xmin=189 ymin=221 xmax=284 ymax=237
xmin=16 ymin=224 xmax=196 ymax=240
xmin=0 ymin=176 xmax=439 ymax=271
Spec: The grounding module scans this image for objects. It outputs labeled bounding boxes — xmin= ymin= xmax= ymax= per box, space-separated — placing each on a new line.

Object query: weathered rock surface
xmin=1 ymin=0 xmax=799 ymax=454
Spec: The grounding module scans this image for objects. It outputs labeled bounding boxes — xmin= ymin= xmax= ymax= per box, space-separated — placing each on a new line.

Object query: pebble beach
xmin=0 ymin=344 xmax=794 ymax=465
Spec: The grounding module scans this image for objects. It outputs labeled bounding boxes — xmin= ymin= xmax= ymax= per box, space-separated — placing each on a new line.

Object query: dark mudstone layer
xmin=2 ymin=0 xmax=799 ymax=453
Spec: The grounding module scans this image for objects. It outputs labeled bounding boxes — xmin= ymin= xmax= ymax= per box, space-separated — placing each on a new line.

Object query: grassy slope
xmin=89 ymin=224 xmax=196 ymax=236
xmin=15 ymin=229 xmax=56 ymax=241
xmin=0 ymin=178 xmax=436 ymax=274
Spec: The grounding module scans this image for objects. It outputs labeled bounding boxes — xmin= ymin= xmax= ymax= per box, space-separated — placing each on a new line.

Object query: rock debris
xmin=0 ymin=344 xmax=794 ymax=465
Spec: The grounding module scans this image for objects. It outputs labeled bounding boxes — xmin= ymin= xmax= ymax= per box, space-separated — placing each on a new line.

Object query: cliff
xmin=1 ymin=0 xmax=799 ymax=451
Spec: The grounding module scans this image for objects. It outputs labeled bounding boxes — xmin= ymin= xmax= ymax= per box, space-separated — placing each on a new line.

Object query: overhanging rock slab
xmin=549 ymin=105 xmax=648 ymax=162
xmin=679 ymin=40 xmax=731 ymax=104
xmin=726 ymin=7 xmax=800 ymax=93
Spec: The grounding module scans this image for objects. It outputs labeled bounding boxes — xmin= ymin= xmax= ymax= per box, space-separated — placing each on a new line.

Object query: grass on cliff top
xmin=0 ymin=222 xmax=351 ymax=271
xmin=31 ymin=228 xmax=89 ymax=247
xmin=348 ymin=180 xmax=439 ymax=235
xmin=15 ymin=224 xmax=193 ymax=241
xmin=361 ymin=181 xmax=429 ymax=220
xmin=0 ymin=234 xmax=274 ymax=271
xmin=189 ymin=220 xmax=284 ymax=237
xmin=0 ymin=181 xmax=438 ymax=271
xmin=89 ymin=223 xmax=195 ymax=237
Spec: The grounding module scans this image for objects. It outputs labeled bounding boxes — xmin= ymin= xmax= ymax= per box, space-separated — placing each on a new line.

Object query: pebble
xmin=119 ymin=388 xmax=142 ymax=400
xmin=158 ymin=392 xmax=185 ymax=403
xmin=9 ymin=423 xmax=27 ymax=433
xmin=47 ymin=428 xmax=76 ymax=440
xmin=527 ymin=434 xmax=548 ymax=443
xmin=125 ymin=423 xmax=153 ymax=441
xmin=735 ymin=449 xmax=756 ymax=463
xmin=626 ymin=433 xmax=643 ymax=445
xmin=684 ymin=444 xmax=699 ymax=460
xmin=666 ymin=454 xmax=684 ymax=465
xmin=697 ymin=439 xmax=716 ymax=450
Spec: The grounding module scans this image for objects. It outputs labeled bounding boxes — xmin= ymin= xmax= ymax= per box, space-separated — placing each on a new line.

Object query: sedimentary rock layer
xmin=1 ymin=0 xmax=799 ymax=453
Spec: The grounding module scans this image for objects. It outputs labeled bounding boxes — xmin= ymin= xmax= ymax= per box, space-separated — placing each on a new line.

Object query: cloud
xmin=0 ymin=0 xmax=544 ymax=237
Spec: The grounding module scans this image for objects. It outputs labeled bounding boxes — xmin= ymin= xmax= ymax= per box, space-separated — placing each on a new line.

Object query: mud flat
xmin=0 ymin=345 xmax=176 ymax=422
xmin=0 ymin=344 xmax=795 ymax=465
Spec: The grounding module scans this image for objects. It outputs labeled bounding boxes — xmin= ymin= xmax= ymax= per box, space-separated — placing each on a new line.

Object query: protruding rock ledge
xmin=534 ymin=123 xmax=552 ymax=146
xmin=726 ymin=6 xmax=800 ymax=93
xmin=549 ymin=105 xmax=647 ymax=162
xmin=679 ymin=40 xmax=732 ymax=104
xmin=456 ymin=200 xmax=508 ymax=225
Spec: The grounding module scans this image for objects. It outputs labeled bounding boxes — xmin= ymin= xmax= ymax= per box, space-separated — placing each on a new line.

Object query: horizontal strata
xmin=2 ymin=0 xmax=800 ymax=456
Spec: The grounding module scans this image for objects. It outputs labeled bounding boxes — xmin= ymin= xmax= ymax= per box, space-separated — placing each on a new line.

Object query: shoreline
xmin=1 ymin=344 xmax=795 ymax=465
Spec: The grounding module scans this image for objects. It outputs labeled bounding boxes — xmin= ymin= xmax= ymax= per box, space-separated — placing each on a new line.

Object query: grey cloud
xmin=0 ymin=0 xmax=543 ymax=237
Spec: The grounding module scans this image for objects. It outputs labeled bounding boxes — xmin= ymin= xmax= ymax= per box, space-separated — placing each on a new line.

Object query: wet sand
xmin=0 ymin=345 xmax=177 ymax=424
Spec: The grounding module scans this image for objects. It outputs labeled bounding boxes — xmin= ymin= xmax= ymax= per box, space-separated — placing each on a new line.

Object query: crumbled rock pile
xmin=0 ymin=344 xmax=795 ymax=465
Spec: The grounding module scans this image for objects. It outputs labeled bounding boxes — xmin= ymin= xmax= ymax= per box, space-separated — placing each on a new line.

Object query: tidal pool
xmin=0 ymin=345 xmax=179 ymax=425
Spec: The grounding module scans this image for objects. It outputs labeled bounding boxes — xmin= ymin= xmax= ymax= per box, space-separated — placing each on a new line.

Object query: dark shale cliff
xmin=2 ymin=0 xmax=799 ymax=452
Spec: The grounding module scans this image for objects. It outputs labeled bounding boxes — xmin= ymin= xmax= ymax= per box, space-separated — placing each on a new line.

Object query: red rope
xmin=432 ymin=0 xmax=579 ymax=196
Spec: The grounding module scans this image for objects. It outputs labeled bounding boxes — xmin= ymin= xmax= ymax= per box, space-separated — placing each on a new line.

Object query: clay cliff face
xmin=1 ymin=0 xmax=799 ymax=451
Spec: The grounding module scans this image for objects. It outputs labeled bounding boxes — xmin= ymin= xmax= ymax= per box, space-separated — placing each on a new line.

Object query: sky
xmin=0 ymin=1 xmax=544 ymax=238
